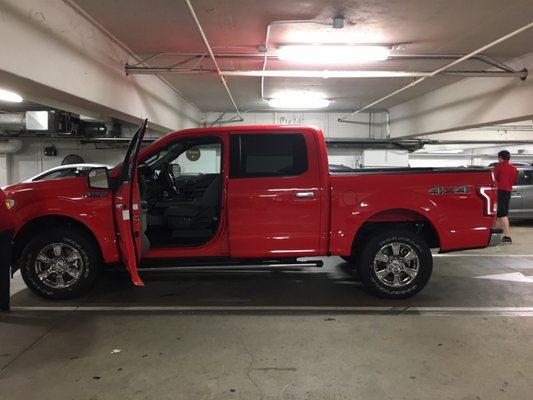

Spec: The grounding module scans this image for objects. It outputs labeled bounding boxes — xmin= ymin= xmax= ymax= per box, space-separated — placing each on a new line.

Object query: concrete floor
xmin=1 ymin=223 xmax=533 ymax=400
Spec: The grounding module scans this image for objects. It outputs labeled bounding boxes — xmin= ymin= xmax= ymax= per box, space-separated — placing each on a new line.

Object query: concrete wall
xmin=205 ymin=111 xmax=533 ymax=169
xmin=1 ymin=135 xmax=225 ymax=187
xmin=205 ymin=111 xmax=387 ymax=139
xmin=0 ymin=0 xmax=203 ymax=132
xmin=205 ymin=111 xmax=389 ymax=169
xmin=0 ymin=119 xmax=169 ymax=186
xmin=4 ymin=139 xmax=125 ymax=185
xmin=411 ymin=144 xmax=533 ymax=168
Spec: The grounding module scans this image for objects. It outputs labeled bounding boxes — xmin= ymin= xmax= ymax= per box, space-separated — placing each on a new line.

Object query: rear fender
xmin=330 ymin=188 xmax=446 ymax=256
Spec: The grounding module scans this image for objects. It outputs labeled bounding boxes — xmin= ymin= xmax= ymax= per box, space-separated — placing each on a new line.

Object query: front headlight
xmin=5 ymin=198 xmax=15 ymax=209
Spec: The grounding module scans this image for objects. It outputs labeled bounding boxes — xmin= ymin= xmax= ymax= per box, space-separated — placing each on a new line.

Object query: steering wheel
xmin=159 ymin=162 xmax=180 ymax=196
xmin=138 ymin=164 xmax=160 ymax=207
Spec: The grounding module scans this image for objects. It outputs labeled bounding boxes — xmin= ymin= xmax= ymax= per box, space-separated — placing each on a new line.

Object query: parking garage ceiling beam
xmin=388 ymin=51 xmax=533 ymax=138
xmin=124 ymin=68 xmax=527 ymax=79
xmin=0 ymin=0 xmax=202 ymax=133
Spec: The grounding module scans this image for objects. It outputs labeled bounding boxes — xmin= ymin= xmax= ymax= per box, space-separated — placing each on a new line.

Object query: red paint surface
xmin=5 ymin=125 xmax=497 ymax=283
xmin=0 ymin=188 xmax=14 ymax=231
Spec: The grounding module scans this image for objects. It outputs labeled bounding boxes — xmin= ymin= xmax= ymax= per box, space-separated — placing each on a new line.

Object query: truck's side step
xmin=138 ymin=260 xmax=324 ymax=272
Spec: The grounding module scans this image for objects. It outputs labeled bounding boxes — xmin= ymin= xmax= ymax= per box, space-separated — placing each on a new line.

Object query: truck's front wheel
xmin=20 ymin=228 xmax=101 ymax=300
xmin=357 ymin=230 xmax=432 ymax=299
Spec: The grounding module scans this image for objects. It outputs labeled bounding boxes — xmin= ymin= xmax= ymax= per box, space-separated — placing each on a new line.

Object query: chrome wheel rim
xmin=34 ymin=243 xmax=84 ymax=289
xmin=373 ymin=242 xmax=420 ymax=288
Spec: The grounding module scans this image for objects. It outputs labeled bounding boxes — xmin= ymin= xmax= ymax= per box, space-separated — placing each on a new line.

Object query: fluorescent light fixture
xmin=267 ymin=93 xmax=330 ymax=109
xmin=277 ymin=45 xmax=391 ymax=64
xmin=0 ymin=88 xmax=23 ymax=103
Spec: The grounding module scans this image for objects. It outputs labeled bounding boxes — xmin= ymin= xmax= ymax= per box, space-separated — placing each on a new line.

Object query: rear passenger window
xmin=518 ymin=170 xmax=533 ymax=185
xmin=230 ymin=134 xmax=308 ymax=178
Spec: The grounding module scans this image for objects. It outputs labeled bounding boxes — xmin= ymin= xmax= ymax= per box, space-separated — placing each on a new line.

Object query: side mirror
xmin=87 ymin=167 xmax=110 ymax=189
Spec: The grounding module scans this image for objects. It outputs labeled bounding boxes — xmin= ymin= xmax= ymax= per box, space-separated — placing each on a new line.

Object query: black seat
xmin=159 ymin=162 xmax=179 ymax=196
xmin=164 ymin=175 xmax=221 ymax=231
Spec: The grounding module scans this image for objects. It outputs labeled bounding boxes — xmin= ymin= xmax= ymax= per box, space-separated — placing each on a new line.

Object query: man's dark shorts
xmin=497 ymin=189 xmax=511 ymax=218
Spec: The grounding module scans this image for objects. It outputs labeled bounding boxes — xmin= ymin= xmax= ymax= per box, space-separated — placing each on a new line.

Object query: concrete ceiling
xmin=72 ymin=0 xmax=533 ymax=112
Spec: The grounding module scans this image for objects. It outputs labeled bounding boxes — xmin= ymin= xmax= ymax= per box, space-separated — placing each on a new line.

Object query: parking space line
xmin=7 ymin=305 xmax=533 ymax=316
xmin=433 ymin=254 xmax=533 ymax=257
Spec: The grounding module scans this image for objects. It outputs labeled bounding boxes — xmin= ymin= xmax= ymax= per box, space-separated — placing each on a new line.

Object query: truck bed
xmin=329 ymin=168 xmax=496 ymax=254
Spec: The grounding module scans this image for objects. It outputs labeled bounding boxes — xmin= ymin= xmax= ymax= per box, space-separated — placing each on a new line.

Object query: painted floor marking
xmin=6 ymin=305 xmax=533 ymax=316
xmin=433 ymin=254 xmax=533 ymax=258
xmin=475 ymin=272 xmax=533 ymax=283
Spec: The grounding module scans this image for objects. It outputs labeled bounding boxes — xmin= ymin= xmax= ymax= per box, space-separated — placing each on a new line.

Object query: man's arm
xmin=492 ymin=165 xmax=500 ymax=181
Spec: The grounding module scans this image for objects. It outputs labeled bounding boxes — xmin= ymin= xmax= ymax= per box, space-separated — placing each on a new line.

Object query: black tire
xmin=357 ymin=230 xmax=432 ymax=299
xmin=20 ymin=228 xmax=101 ymax=300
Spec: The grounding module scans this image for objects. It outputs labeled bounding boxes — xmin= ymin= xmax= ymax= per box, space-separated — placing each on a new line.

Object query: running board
xmin=138 ymin=260 xmax=324 ymax=273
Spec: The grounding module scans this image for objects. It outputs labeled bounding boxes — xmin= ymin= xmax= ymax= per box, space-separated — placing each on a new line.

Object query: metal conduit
xmin=124 ymin=68 xmax=527 ymax=79
xmin=338 ymin=21 xmax=533 ymax=123
xmin=126 ymin=52 xmax=518 ymax=72
xmin=184 ymin=0 xmax=243 ymax=121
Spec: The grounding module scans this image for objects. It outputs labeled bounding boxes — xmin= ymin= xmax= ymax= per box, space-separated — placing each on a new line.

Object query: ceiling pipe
xmin=425 ymin=140 xmax=533 ymax=145
xmin=124 ymin=68 xmax=527 ymax=79
xmin=338 ymin=21 xmax=533 ymax=123
xmin=183 ymin=0 xmax=243 ymax=122
xmin=466 ymin=125 xmax=533 ymax=132
xmin=0 ymin=113 xmax=25 ymax=130
xmin=126 ymin=52 xmax=518 ymax=72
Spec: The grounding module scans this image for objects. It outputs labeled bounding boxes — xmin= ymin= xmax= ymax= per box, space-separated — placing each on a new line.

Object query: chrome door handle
xmin=511 ymin=191 xmax=522 ymax=197
xmin=295 ymin=191 xmax=315 ymax=198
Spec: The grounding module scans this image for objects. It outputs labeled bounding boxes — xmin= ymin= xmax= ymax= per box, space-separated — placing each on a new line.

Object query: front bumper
xmin=488 ymin=227 xmax=503 ymax=247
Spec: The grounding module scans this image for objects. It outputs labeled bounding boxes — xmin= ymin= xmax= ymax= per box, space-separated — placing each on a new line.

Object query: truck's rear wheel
xmin=357 ymin=230 xmax=432 ymax=299
xmin=20 ymin=228 xmax=101 ymax=300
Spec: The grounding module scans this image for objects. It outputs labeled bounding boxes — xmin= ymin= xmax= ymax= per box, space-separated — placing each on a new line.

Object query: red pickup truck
xmin=4 ymin=121 xmax=502 ymax=300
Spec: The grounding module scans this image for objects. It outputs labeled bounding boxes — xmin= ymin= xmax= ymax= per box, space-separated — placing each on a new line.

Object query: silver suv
xmin=509 ymin=166 xmax=533 ymax=220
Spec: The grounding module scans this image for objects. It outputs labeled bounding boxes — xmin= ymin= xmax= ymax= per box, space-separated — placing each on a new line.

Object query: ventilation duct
xmin=0 ymin=111 xmax=49 ymax=131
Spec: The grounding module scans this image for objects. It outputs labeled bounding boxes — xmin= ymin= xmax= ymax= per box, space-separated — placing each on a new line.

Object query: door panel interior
xmin=113 ymin=119 xmax=147 ymax=286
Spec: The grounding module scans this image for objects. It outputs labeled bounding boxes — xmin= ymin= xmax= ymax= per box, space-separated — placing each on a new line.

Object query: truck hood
xmin=5 ymin=176 xmax=85 ymax=194
xmin=4 ymin=176 xmax=91 ymax=212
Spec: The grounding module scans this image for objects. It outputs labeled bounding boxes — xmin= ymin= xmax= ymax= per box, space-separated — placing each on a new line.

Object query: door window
xmin=517 ymin=169 xmax=533 ymax=185
xmin=172 ymin=143 xmax=221 ymax=176
xmin=140 ymin=136 xmax=223 ymax=248
xmin=230 ymin=134 xmax=307 ymax=178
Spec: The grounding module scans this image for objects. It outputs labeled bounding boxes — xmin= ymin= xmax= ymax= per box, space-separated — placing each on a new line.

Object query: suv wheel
xmin=357 ymin=230 xmax=432 ymax=299
xmin=20 ymin=228 xmax=101 ymax=300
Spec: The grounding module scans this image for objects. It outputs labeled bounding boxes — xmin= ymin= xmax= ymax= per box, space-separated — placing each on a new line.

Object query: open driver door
xmin=113 ymin=119 xmax=148 ymax=286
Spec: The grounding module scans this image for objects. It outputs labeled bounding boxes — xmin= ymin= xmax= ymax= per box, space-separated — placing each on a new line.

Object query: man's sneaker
xmin=502 ymin=236 xmax=512 ymax=244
